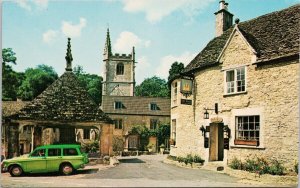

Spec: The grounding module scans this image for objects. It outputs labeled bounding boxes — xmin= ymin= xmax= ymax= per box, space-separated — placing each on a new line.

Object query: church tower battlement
xmin=102 ymin=28 xmax=136 ymax=96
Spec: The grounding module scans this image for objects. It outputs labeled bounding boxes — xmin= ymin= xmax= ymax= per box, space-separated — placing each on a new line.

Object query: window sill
xmin=234 ymin=139 xmax=259 ymax=146
xmin=230 ymin=145 xmax=265 ymax=150
xmin=223 ymin=91 xmax=247 ymax=97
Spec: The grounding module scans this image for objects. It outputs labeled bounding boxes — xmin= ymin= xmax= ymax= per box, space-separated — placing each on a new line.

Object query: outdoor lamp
xmin=204 ymin=109 xmax=209 ymax=119
xmin=203 ymin=103 xmax=218 ymax=119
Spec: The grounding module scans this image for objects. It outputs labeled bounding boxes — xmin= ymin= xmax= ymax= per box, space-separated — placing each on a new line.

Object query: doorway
xmin=209 ymin=122 xmax=224 ymax=161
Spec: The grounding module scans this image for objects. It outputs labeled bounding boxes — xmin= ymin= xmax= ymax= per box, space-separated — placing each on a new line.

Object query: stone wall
xmin=105 ymin=57 xmax=134 ymax=96
xmin=170 ymin=30 xmax=299 ymax=170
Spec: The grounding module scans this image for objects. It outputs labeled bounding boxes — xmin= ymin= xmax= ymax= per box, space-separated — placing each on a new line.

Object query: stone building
xmin=170 ymin=1 xmax=299 ymax=171
xmin=2 ymin=38 xmax=114 ymax=158
xmin=100 ymin=29 xmax=171 ymax=152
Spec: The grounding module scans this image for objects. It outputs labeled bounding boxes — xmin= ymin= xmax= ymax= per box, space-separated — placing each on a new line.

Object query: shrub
xmin=229 ymin=157 xmax=242 ymax=170
xmin=295 ymin=162 xmax=298 ymax=174
xmin=173 ymin=154 xmax=205 ymax=165
xmin=193 ymin=155 xmax=205 ymax=164
xmin=268 ymin=160 xmax=285 ymax=175
xmin=229 ymin=157 xmax=285 ymax=176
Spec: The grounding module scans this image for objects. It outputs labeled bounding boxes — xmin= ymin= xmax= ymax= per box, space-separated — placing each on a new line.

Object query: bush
xmin=193 ymin=155 xmax=205 ymax=164
xmin=268 ymin=160 xmax=285 ymax=175
xmin=229 ymin=157 xmax=285 ymax=176
xmin=295 ymin=162 xmax=298 ymax=174
xmin=171 ymin=154 xmax=205 ymax=165
xmin=229 ymin=157 xmax=242 ymax=170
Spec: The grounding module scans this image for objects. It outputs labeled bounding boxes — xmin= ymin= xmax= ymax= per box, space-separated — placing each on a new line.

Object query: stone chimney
xmin=214 ymin=0 xmax=233 ymax=37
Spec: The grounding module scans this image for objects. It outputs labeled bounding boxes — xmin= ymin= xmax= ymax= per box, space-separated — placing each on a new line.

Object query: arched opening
xmin=116 ymin=63 xmax=124 ymax=75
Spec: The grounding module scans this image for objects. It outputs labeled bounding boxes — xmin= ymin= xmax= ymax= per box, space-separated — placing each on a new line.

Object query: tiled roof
xmin=101 ymin=96 xmax=170 ymax=116
xmin=12 ymin=72 xmax=112 ymax=123
xmin=184 ymin=4 xmax=299 ymax=73
xmin=2 ymin=101 xmax=30 ymax=118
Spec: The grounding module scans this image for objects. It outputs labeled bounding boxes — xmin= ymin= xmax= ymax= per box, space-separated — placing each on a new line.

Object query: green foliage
xmin=135 ymin=76 xmax=170 ymax=97
xmin=229 ymin=157 xmax=243 ymax=170
xmin=81 ymin=140 xmax=99 ymax=153
xmin=168 ymin=61 xmax=184 ymax=83
xmin=128 ymin=124 xmax=170 ymax=151
xmin=193 ymin=155 xmax=205 ymax=164
xmin=229 ymin=157 xmax=285 ymax=176
xmin=294 ymin=162 xmax=298 ymax=174
xmin=73 ymin=65 xmax=103 ymax=104
xmin=17 ymin=65 xmax=58 ymax=100
xmin=2 ymin=48 xmax=25 ymax=101
xmin=2 ymin=48 xmax=17 ymax=64
xmin=167 ymin=154 xmax=205 ymax=165
xmin=268 ymin=160 xmax=285 ymax=175
xmin=157 ymin=124 xmax=170 ymax=146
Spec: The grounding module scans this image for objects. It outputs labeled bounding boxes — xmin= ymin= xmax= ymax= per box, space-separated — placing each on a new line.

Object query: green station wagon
xmin=2 ymin=144 xmax=89 ymax=177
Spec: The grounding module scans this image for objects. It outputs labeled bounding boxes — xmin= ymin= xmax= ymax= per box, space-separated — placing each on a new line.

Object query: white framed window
xmin=225 ymin=66 xmax=246 ymax=94
xmin=235 ymin=115 xmax=260 ymax=146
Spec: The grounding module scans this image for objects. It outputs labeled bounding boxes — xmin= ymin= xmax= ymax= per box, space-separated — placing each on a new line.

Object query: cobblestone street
xmin=1 ymin=154 xmax=293 ymax=187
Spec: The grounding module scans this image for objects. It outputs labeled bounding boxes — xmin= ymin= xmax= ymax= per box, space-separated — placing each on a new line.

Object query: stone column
xmin=7 ymin=123 xmax=20 ymax=158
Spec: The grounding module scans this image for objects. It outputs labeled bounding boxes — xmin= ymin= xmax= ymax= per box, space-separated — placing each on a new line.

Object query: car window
xmin=31 ymin=149 xmax=46 ymax=157
xmin=63 ymin=148 xmax=78 ymax=156
xmin=48 ymin=148 xmax=61 ymax=157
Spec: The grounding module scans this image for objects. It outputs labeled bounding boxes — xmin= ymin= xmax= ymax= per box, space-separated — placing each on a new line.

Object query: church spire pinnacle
xmin=65 ymin=38 xmax=73 ymax=71
xmin=104 ymin=28 xmax=112 ymax=57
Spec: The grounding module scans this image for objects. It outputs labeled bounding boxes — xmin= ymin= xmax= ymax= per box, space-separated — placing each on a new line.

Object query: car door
xmin=46 ymin=148 xmax=62 ymax=172
xmin=26 ymin=148 xmax=47 ymax=173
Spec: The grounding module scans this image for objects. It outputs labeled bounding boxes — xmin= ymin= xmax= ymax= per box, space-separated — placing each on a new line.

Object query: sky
xmin=2 ymin=0 xmax=299 ymax=84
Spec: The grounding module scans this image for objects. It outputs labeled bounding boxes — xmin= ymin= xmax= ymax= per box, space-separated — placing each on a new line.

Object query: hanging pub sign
xmin=180 ymin=78 xmax=193 ymax=97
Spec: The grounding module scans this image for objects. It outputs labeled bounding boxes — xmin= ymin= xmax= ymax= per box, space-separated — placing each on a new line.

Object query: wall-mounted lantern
xmin=203 ymin=103 xmax=219 ymax=119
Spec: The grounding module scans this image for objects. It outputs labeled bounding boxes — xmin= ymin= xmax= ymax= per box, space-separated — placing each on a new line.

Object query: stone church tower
xmin=102 ymin=29 xmax=136 ymax=96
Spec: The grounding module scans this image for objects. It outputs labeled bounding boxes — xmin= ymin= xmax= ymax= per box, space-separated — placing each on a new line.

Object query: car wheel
xmin=60 ymin=164 xmax=74 ymax=175
xmin=9 ymin=166 xmax=23 ymax=177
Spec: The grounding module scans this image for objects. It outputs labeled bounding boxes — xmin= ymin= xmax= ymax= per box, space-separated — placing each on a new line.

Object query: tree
xmin=2 ymin=48 xmax=24 ymax=101
xmin=17 ymin=65 xmax=58 ymax=100
xmin=135 ymin=76 xmax=170 ymax=97
xmin=73 ymin=65 xmax=103 ymax=104
xmin=168 ymin=61 xmax=184 ymax=82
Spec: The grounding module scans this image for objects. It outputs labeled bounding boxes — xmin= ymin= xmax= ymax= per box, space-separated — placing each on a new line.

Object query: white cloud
xmin=114 ymin=31 xmax=150 ymax=53
xmin=135 ymin=56 xmax=151 ymax=84
xmin=61 ymin=18 xmax=87 ymax=38
xmin=33 ymin=0 xmax=48 ymax=10
xmin=14 ymin=0 xmax=48 ymax=11
xmin=122 ymin=0 xmax=216 ymax=23
xmin=43 ymin=30 xmax=58 ymax=43
xmin=155 ymin=51 xmax=197 ymax=80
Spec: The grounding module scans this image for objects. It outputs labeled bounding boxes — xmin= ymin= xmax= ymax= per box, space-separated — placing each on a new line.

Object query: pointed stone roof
xmin=104 ymin=28 xmax=112 ymax=56
xmin=13 ymin=71 xmax=112 ymax=123
xmin=11 ymin=38 xmax=112 ymax=123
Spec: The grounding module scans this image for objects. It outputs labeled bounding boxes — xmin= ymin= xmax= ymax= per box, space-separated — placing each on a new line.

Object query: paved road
xmin=0 ymin=155 xmax=262 ymax=187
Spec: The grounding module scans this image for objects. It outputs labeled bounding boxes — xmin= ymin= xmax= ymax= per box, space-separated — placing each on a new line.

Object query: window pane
xmin=63 ymin=148 xmax=78 ymax=156
xmin=48 ymin=149 xmax=61 ymax=156
xmin=236 ymin=115 xmax=260 ymax=143
xmin=226 ymin=70 xmax=234 ymax=82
